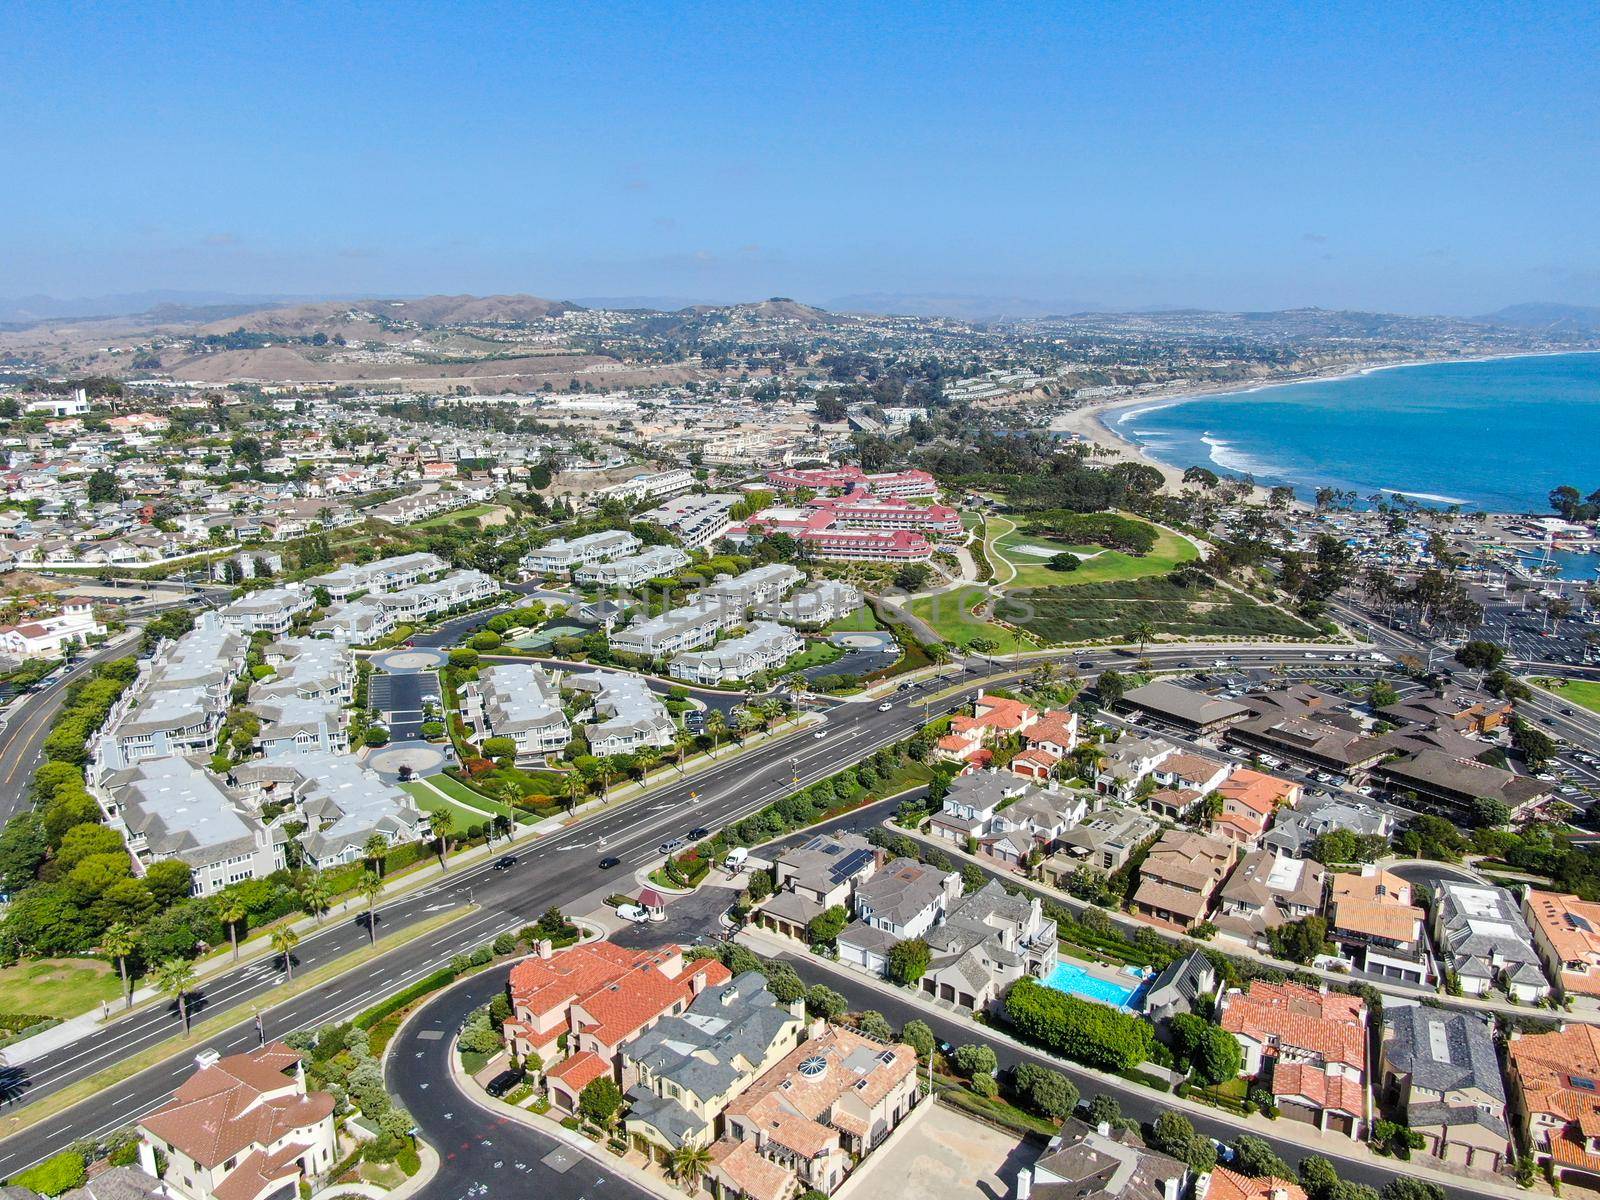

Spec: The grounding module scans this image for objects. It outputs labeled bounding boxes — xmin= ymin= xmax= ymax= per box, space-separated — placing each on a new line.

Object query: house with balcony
xmin=1508 ymin=1023 xmax=1600 ymax=1184
xmin=1018 ymin=1117 xmax=1191 ymax=1200
xmin=1522 ymin=889 xmax=1600 ymax=1001
xmin=836 ymin=858 xmax=961 ymax=974
xmin=1221 ymin=980 xmax=1370 ymax=1139
xmin=1045 ymin=805 xmax=1161 ymax=882
xmin=218 ymin=585 xmax=315 ymax=637
xmin=1093 ymin=735 xmax=1178 ymax=801
xmin=1328 ymin=867 xmax=1431 ymax=985
xmin=918 ymin=882 xmax=1058 ymax=1011
xmin=757 ymin=579 xmax=862 ymax=626
xmin=568 ymin=670 xmax=677 ymax=756
xmin=1212 ymin=768 xmax=1299 ymax=845
xmin=522 ymin=530 xmax=643 ymax=576
xmin=1213 ymin=850 xmax=1327 ymax=951
xmin=1432 ymin=882 xmax=1550 ymax=1002
xmin=1131 ymin=830 xmax=1236 ymax=932
xmin=463 ymin=663 xmax=572 ymax=762
xmin=574 ymin=545 xmax=690 ymax=588
xmin=669 ymin=621 xmax=801 ymax=684
xmin=137 ymin=1044 xmax=336 ymax=1200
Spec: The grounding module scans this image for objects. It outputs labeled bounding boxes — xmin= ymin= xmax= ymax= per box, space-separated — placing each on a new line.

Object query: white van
xmin=723 ymin=847 xmax=749 ymax=873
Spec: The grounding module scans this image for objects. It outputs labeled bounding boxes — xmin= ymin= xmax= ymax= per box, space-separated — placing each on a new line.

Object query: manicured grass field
xmin=400 ymin=780 xmax=487 ymax=829
xmin=907 ymin=585 xmax=1038 ymax=654
xmin=1539 ymin=678 xmax=1600 ymax=714
xmin=0 ymin=958 xmax=124 ymax=1020
xmin=996 ymin=577 xmax=1320 ymax=645
xmin=783 ymin=640 xmax=845 ymax=671
xmin=822 ymin=604 xmax=883 ymax=633
xmin=989 ymin=522 xmax=1199 ymax=589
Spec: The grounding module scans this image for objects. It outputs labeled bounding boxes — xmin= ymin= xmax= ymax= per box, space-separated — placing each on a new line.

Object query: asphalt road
xmin=0 ymin=637 xmax=144 ymax=825
xmin=386 ymin=968 xmax=653 ymax=1200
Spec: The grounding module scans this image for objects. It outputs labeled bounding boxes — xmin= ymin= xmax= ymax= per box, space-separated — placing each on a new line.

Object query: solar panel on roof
xmin=1568 ymin=912 xmax=1594 ymax=932
xmin=829 ymin=848 xmax=874 ymax=884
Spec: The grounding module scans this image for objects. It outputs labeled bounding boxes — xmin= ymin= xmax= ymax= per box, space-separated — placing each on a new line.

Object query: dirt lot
xmin=845 ymin=1099 xmax=1035 ymax=1200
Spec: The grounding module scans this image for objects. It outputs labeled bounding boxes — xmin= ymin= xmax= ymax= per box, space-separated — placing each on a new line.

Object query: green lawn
xmin=990 ymin=522 xmax=1199 ymax=589
xmin=413 ymin=503 xmax=502 ymax=529
xmin=0 ymin=958 xmax=125 ymax=1020
xmin=821 ymin=605 xmax=883 ymax=633
xmin=996 ymin=576 xmax=1320 ymax=645
xmin=907 ymin=585 xmax=1038 ymax=654
xmin=400 ymin=780 xmax=488 ymax=829
xmin=782 ymin=640 xmax=845 ymax=672
xmin=1538 ymin=678 xmax=1600 ymax=714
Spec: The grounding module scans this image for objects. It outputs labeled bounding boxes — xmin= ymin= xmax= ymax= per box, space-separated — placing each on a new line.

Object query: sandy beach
xmin=1046 ymin=348 xmax=1586 ymax=498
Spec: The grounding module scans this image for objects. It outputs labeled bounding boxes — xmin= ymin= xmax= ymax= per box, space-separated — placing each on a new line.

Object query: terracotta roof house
xmin=1507 ymin=1023 xmax=1600 ymax=1182
xmin=1131 ymin=830 xmax=1236 ymax=932
xmin=1213 ymin=850 xmax=1326 ymax=951
xmin=1380 ymin=1004 xmax=1511 ymax=1173
xmin=1024 ymin=709 xmax=1080 ymax=757
xmin=1220 ymin=980 xmax=1370 ymax=1139
xmin=502 ymin=941 xmax=730 ymax=1112
xmin=1523 ymin=889 xmax=1600 ymax=999
xmin=1212 ymin=769 xmax=1300 ymax=845
xmin=1010 ymin=746 xmax=1061 ymax=782
xmin=1206 ymin=1168 xmax=1308 ymax=1200
xmin=715 ymin=1025 xmax=919 ymax=1200
xmin=934 ymin=693 xmax=1039 ymax=765
xmin=136 ymin=1045 xmax=336 ymax=1200
xmin=1328 ymin=867 xmax=1431 ymax=986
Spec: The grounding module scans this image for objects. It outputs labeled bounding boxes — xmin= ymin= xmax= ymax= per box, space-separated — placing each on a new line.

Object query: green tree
xmin=482 ymin=735 xmax=517 ymax=759
xmin=901 ymin=1019 xmax=936 ymax=1061
xmin=805 ymin=904 xmax=848 ymax=947
xmin=1004 ymin=979 xmax=1153 ymax=1072
xmin=1096 ymin=669 xmax=1126 ymax=707
xmin=102 ymin=921 xmax=139 ymax=1009
xmin=156 ymin=958 xmax=198 ymax=1033
xmin=1013 ymin=1062 xmax=1079 ymax=1119
xmin=1233 ymin=1135 xmax=1294 ymax=1180
xmin=430 ymin=805 xmax=456 ymax=869
xmin=1266 ymin=915 xmax=1331 ymax=965
xmin=1148 ymin=1111 xmax=1216 ymax=1173
xmin=145 ymin=858 xmax=194 ymax=907
xmin=857 ymin=1011 xmax=894 ymax=1041
xmin=886 ymin=937 xmax=931 ymax=984
xmin=668 ymin=1143 xmax=713 ymax=1192
xmin=1297 ymin=1156 xmax=1341 ymax=1200
xmin=300 ymin=873 xmax=332 ymax=924
xmin=360 ymin=870 xmax=384 ymax=946
xmin=805 ymin=984 xmax=847 ymax=1020
xmin=271 ymin=926 xmax=301 ymax=980
xmin=216 ymin=894 xmax=248 ymax=962
xmin=578 ymin=1076 xmax=623 ymax=1127
xmin=1169 ymin=1013 xmax=1243 ymax=1084
xmin=953 ymin=1043 xmax=998 ymax=1077
xmin=12 ymin=1151 xmax=87 ymax=1197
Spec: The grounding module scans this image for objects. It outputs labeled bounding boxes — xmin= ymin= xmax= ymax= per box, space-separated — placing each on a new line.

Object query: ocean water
xmin=1113 ymin=351 xmax=1600 ymax=514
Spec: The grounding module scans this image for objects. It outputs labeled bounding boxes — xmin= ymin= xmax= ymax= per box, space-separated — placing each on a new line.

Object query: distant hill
xmin=827 ymin=292 xmax=1105 ymax=321
xmin=202 ymin=293 xmax=582 ymax=335
xmin=1475 ymin=303 xmax=1600 ymax=337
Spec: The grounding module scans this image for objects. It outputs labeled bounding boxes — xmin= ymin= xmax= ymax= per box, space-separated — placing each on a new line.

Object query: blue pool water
xmin=1043 ymin=961 xmax=1141 ymax=1009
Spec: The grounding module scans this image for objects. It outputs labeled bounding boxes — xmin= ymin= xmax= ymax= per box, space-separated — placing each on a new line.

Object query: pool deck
xmin=1045 ymin=956 xmax=1153 ymax=1011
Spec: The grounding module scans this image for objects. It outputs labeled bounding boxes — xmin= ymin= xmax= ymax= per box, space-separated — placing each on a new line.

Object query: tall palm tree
xmin=1127 ymin=619 xmax=1156 ymax=656
xmin=429 ymin=805 xmax=456 ymax=870
xmin=705 ymin=710 xmax=727 ymax=757
xmin=156 ymin=959 xmax=197 ymax=1034
xmin=300 ymin=873 xmax=331 ymax=925
xmin=359 ymin=870 xmax=384 ymax=947
xmin=216 ymin=895 xmax=247 ymax=962
xmin=560 ymin=772 xmax=586 ymax=816
xmin=271 ymin=927 xmax=301 ymax=981
xmin=103 ymin=922 xmax=139 ymax=1010
xmin=363 ymin=832 xmax=389 ymax=877
xmin=668 ymin=1144 xmax=713 ymax=1193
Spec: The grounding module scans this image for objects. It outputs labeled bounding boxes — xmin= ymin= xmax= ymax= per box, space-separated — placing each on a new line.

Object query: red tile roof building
xmin=503 ymin=942 xmax=729 ymax=1111
xmin=137 ymin=1045 xmax=336 ymax=1200
xmin=1508 ymin=1023 xmax=1600 ymax=1179
xmin=765 ymin=466 xmax=938 ymax=497
xmin=1221 ymin=981 xmax=1370 ymax=1138
xmin=1212 ymin=768 xmax=1300 ymax=845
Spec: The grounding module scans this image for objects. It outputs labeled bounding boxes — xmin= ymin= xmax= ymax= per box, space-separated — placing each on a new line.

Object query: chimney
xmin=538 ymin=938 xmax=554 ymax=960
xmin=1096 ymin=1121 xmax=1111 ymax=1137
xmin=1016 ymin=1169 xmax=1033 ymax=1200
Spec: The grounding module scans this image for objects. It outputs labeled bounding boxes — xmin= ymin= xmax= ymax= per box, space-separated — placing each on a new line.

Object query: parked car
xmin=485 ymin=1069 xmax=523 ymax=1098
xmin=616 ymin=904 xmax=650 ymax=924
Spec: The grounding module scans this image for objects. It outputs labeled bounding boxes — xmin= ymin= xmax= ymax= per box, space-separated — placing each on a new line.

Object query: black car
xmin=598 ymin=855 xmax=621 ymax=869
xmin=686 ymin=827 xmax=710 ymax=840
xmin=492 ymin=855 xmax=518 ymax=871
xmin=485 ymin=1068 xmax=524 ymax=1098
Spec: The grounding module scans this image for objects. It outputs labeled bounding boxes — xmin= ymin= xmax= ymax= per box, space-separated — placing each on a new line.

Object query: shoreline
xmin=1048 ymin=347 xmax=1599 ymax=510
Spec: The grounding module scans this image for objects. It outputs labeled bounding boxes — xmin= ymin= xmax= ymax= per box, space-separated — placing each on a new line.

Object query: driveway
xmin=604 ymin=883 xmax=739 ymax=951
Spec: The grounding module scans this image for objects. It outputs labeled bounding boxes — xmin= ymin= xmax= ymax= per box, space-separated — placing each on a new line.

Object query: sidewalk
xmin=735 ymin=927 xmax=1537 ymax=1200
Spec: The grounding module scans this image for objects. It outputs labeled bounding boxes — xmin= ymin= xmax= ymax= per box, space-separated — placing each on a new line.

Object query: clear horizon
xmin=4 ymin=1 xmax=1597 ymax=315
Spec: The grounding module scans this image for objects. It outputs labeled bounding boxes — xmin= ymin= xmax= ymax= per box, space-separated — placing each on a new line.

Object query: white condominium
xmin=669 ymin=621 xmax=801 ymax=684
xmin=466 ymin=663 xmax=572 ymax=761
xmin=575 ymin=544 xmax=690 ymax=588
xmin=308 ymin=552 xmax=449 ymax=600
xmin=568 ymin=670 xmax=677 ymax=756
xmin=523 ymin=530 xmax=642 ymax=575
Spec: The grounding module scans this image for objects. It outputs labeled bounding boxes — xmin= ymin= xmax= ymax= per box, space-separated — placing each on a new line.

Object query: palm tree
xmin=1127 ymin=619 xmax=1156 ymax=656
xmin=363 ymin=832 xmax=389 ymax=877
xmin=668 ymin=1144 xmax=713 ymax=1193
xmin=429 ymin=805 xmax=455 ymax=870
xmin=156 ymin=959 xmax=197 ymax=1034
xmin=705 ymin=710 xmax=727 ymax=757
xmin=300 ymin=872 xmax=331 ymax=925
xmin=216 ymin=895 xmax=247 ymax=962
xmin=359 ymin=870 xmax=384 ymax=947
xmin=559 ymin=772 xmax=586 ymax=816
xmin=103 ymin=922 xmax=139 ymax=1010
xmin=271 ymin=927 xmax=301 ymax=981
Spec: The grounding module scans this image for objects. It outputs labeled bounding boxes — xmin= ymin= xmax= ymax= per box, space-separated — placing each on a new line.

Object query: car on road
xmin=492 ymin=855 xmax=518 ymax=871
xmin=813 ymin=729 xmax=827 ymax=739
xmin=1564 ymin=707 xmax=1577 ymax=716
xmin=485 ymin=1068 xmax=523 ymax=1098
xmin=1077 ymin=660 xmax=1095 ymax=669
xmin=686 ymin=826 xmax=709 ymax=840
xmin=616 ymin=904 xmax=651 ymax=924
xmin=1543 ymin=717 xmax=1558 ymax=726
xmin=598 ymin=855 xmax=621 ymax=870
xmin=877 ymin=701 xmax=893 ymax=711
xmin=659 ymin=837 xmax=686 ymax=855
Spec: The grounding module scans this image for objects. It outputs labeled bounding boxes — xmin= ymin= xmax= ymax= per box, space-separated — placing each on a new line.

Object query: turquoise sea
xmin=1112 ymin=351 xmax=1600 ymax=514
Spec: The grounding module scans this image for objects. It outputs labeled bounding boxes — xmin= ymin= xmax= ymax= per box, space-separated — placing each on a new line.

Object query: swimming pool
xmin=1043 ymin=961 xmax=1142 ymax=1009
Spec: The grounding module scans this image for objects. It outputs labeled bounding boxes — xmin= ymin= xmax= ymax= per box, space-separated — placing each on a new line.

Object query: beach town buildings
xmin=1017 ymin=1117 xmax=1191 ymax=1200
xmin=836 ymin=858 xmax=962 ymax=974
xmin=1379 ymin=1004 xmax=1512 ymax=1173
xmin=1431 ymin=882 xmax=1550 ymax=1002
xmin=574 ymin=545 xmax=690 ymax=588
xmin=522 ymin=530 xmax=643 ymax=576
xmin=1506 ymin=1023 xmax=1600 ymax=1182
xmin=1212 ymin=849 xmax=1327 ymax=951
xmin=669 ymin=620 xmax=801 ymax=685
xmin=1131 ymin=830 xmax=1236 ymax=932
xmin=0 ymin=598 xmax=104 ymax=659
xmin=1326 ymin=867 xmax=1431 ymax=985
xmin=754 ymin=832 xmax=881 ymax=942
xmin=1221 ymin=980 xmax=1370 ymax=1139
xmin=462 ymin=663 xmax=572 ymax=762
xmin=567 ymin=670 xmax=677 ymax=756
xmin=136 ymin=1044 xmax=336 ymax=1200
xmin=1522 ymin=889 xmax=1600 ymax=1001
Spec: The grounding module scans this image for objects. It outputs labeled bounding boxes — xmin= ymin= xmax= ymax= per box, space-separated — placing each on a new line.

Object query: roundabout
xmin=370 ymin=647 xmax=450 ymax=673
xmin=364 ymin=740 xmax=448 ymax=779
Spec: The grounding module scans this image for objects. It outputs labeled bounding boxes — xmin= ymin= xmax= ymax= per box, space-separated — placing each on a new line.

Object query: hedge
xmin=354 ymin=968 xmax=458 ymax=1030
xmin=1003 ymin=978 xmax=1154 ymax=1072
xmin=10 ymin=1151 xmax=86 ymax=1197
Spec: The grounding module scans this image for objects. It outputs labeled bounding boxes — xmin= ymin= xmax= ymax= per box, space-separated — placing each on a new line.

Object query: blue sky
xmin=3 ymin=1 xmax=1597 ymax=313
